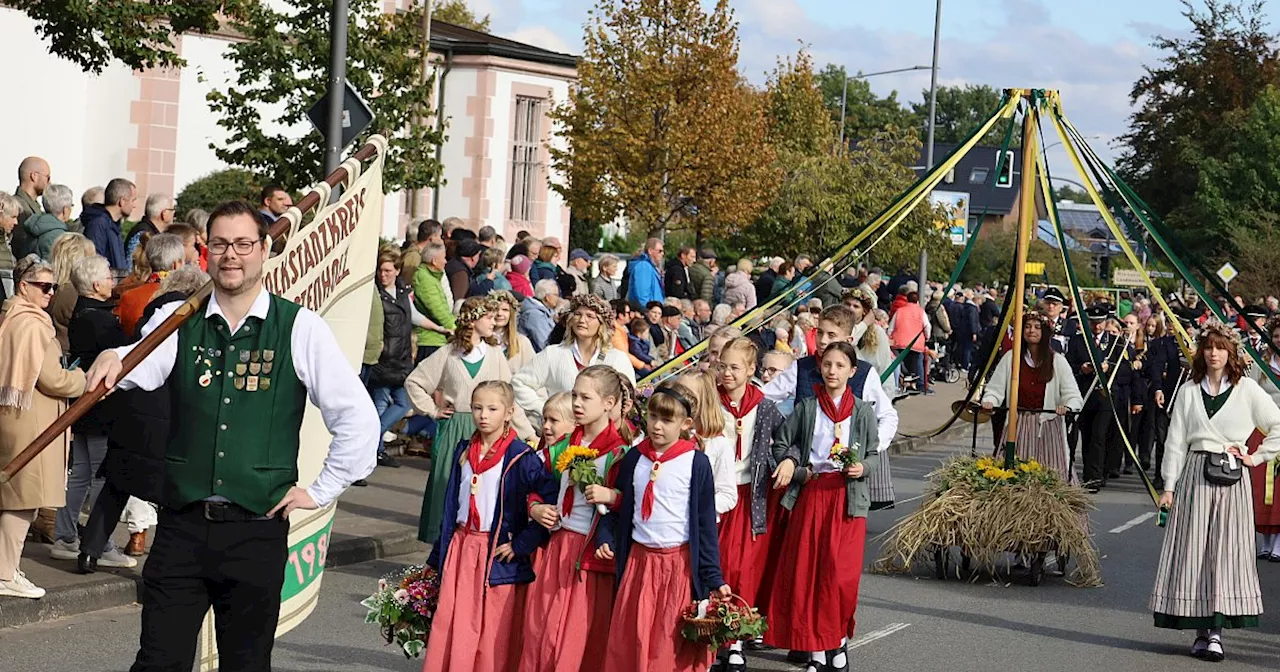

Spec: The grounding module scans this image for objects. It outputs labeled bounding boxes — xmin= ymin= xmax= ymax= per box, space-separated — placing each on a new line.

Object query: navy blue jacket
xmin=794 ymin=355 xmax=871 ymax=401
xmin=595 ymin=448 xmax=725 ymax=599
xmin=426 ymin=437 xmax=558 ymax=587
xmin=81 ymin=204 xmax=127 ymax=270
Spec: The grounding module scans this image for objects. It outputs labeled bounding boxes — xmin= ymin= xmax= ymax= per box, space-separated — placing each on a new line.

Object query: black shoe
xmin=826 ymin=647 xmax=849 ymax=672
xmin=1269 ymin=553 xmax=1280 ymax=563
xmin=744 ymin=637 xmax=768 ymax=651
xmin=709 ymin=656 xmax=726 ymax=672
xmin=724 ymin=651 xmax=746 ymax=672
xmin=1106 ymin=471 xmax=1120 ymax=479
xmin=802 ymin=662 xmax=822 ymax=672
xmin=1122 ymin=466 xmax=1134 ymax=475
xmin=76 ymin=552 xmax=97 ymax=575
xmin=377 ymin=453 xmax=401 ymax=468
xmin=352 ymin=479 xmax=369 ymax=487
xmin=1205 ymin=636 xmax=1224 ymax=662
xmin=787 ymin=650 xmax=809 ymax=663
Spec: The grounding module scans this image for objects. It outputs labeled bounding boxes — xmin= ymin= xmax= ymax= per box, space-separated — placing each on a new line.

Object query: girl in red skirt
xmin=423 ymin=382 xmax=558 ymax=672
xmin=520 ymin=366 xmax=632 ymax=672
xmin=768 ymin=342 xmax=880 ymax=672
xmin=713 ymin=337 xmax=788 ymax=672
xmin=1247 ymin=316 xmax=1280 ymax=561
xmin=594 ymin=385 xmax=731 ymax=672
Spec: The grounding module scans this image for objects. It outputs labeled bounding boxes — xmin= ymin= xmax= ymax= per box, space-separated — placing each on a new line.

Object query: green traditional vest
xmin=167 ymin=294 xmax=307 ymax=515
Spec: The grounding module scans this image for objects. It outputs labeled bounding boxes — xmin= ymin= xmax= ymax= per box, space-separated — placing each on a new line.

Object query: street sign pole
xmin=326 ymin=0 xmax=350 ymax=201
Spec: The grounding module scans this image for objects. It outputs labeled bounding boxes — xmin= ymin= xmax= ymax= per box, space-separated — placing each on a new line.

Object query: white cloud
xmin=507 ymin=25 xmax=574 ymax=53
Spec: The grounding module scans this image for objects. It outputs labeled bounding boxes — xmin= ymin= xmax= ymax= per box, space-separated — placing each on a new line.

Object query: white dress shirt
xmin=860 ymin=365 xmax=899 ymax=454
xmin=721 ymin=406 xmax=758 ymax=485
xmin=701 ymin=434 xmax=739 ymax=515
xmin=632 ymin=451 xmax=695 ymax=548
xmin=558 ymin=453 xmax=611 ymax=535
xmin=456 ymin=458 xmax=503 ymax=531
xmin=113 ymin=287 xmax=379 ymax=508
xmin=810 ymin=392 xmax=855 ymax=474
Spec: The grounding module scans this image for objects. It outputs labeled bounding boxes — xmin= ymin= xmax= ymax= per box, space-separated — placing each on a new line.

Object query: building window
xmin=969 ymin=167 xmax=989 ymax=184
xmin=509 ymin=96 xmax=543 ymax=221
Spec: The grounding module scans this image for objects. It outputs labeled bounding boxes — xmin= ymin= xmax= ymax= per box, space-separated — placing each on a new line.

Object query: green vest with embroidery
xmin=167 ymin=294 xmax=308 ymax=515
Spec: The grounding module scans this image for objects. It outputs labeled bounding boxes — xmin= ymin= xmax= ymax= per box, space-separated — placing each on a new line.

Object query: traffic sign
xmin=307 ymin=81 xmax=374 ymax=151
xmin=1024 ymin=261 xmax=1045 ymax=275
xmin=1217 ymin=262 xmax=1238 ymax=286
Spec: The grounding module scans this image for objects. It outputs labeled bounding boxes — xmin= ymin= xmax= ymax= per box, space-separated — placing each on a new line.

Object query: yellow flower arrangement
xmin=975 ymin=457 xmax=996 ymax=471
xmin=982 ymin=467 xmax=1016 ymax=481
xmin=1018 ymin=459 xmax=1043 ymax=474
xmin=555 ymin=445 xmax=599 ymax=474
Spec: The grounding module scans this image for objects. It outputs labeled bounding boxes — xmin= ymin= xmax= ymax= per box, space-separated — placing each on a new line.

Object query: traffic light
xmin=995 ymin=150 xmax=1014 ymax=188
xmin=1098 ymin=255 xmax=1111 ymax=282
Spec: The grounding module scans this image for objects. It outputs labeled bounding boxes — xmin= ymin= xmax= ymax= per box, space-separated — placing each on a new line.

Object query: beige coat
xmin=404 ymin=343 xmax=536 ymax=441
xmin=0 ymin=335 xmax=86 ymax=510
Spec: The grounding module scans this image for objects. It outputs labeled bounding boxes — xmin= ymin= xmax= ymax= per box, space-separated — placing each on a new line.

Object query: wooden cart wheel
xmin=1029 ymin=553 xmax=1046 ymax=586
xmin=934 ymin=546 xmax=948 ymax=580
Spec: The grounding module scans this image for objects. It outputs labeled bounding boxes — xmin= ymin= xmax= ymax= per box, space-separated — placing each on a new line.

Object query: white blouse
xmin=632 ymin=451 xmax=696 ymax=548
xmin=701 ymin=434 xmax=740 ymax=515
xmin=455 ymin=459 xmax=503 ymax=532
xmin=557 ymin=454 xmax=611 ymax=535
xmin=721 ymin=406 xmax=758 ymax=486
xmin=810 ymin=393 xmax=855 ymax=474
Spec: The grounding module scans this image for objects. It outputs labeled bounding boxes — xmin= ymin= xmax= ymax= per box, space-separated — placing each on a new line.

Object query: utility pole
xmin=925 ymin=0 xmax=942 ymax=169
xmin=325 ymin=0 xmax=350 ymax=202
xmin=408 ymin=0 xmax=433 ymax=219
xmin=838 ymin=66 xmax=848 ymax=151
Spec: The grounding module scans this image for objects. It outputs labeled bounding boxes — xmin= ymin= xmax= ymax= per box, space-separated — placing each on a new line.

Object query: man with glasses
xmin=86 ymin=200 xmax=378 ymax=671
xmin=124 ymin=194 xmax=177 ymax=267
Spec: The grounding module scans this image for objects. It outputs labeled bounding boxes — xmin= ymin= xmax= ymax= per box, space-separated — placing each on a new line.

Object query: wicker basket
xmin=680 ymin=593 xmax=761 ymax=641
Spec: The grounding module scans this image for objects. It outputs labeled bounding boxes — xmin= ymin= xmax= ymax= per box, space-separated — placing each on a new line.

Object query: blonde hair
xmin=50 ymin=232 xmax=97 ymax=285
xmin=720 ymin=337 xmax=759 ymax=369
xmin=735 ymin=258 xmax=753 ymax=274
xmin=489 ymin=290 xmax=522 ymax=361
xmin=675 ymin=371 xmax=726 ymax=438
xmin=472 ymin=380 xmax=515 ymax=408
xmin=543 ymin=391 xmax=573 ymax=426
xmin=560 ymin=305 xmax=613 ymax=354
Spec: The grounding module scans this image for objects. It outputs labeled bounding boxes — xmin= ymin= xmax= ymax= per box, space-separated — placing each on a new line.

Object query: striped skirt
xmin=867 ymin=450 xmax=895 ymax=509
xmin=1014 ymin=413 xmax=1071 ymax=483
xmin=1150 ymin=452 xmax=1264 ymax=628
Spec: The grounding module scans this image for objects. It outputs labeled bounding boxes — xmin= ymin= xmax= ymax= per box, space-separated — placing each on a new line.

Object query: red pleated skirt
xmin=603 ymin=544 xmax=714 ymax=672
xmin=1246 ymin=431 xmax=1280 ymax=534
xmin=763 ymin=474 xmax=867 ymax=652
xmin=718 ymin=484 xmax=783 ymax=611
xmin=518 ymin=529 xmax=614 ymax=672
xmin=424 ymin=527 xmax=526 ymax=672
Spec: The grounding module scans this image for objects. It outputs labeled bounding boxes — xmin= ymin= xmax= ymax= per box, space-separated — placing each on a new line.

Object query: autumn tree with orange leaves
xmin=549 ymin=0 xmax=777 ymax=240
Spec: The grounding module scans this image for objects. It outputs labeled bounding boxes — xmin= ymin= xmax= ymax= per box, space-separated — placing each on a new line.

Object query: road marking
xmin=898 ymin=493 xmax=926 ymax=505
xmin=1109 ymin=512 xmax=1155 ymax=534
xmin=848 ymin=622 xmax=911 ymax=649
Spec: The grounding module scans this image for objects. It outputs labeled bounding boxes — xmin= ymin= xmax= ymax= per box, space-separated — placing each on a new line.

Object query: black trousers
xmin=1140 ymin=405 xmax=1170 ymax=473
xmin=1077 ymin=409 xmax=1115 ymax=485
xmin=1105 ymin=395 xmax=1131 ymax=476
xmin=130 ymin=505 xmax=289 ymax=672
xmin=82 ymin=479 xmax=131 ymax=558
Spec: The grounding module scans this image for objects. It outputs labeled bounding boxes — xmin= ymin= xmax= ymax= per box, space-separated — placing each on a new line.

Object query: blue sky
xmin=473 ymin=0 xmax=1200 ymax=164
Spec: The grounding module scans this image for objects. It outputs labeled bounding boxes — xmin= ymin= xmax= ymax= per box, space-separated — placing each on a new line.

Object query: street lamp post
xmin=925 ymin=0 xmax=942 ymax=170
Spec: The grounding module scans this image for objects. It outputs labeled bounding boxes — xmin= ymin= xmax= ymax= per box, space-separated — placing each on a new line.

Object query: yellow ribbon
xmin=1267 ymin=455 xmax=1276 ymax=506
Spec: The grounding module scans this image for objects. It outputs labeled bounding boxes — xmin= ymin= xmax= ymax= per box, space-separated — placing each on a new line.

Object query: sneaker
xmin=377 ymin=453 xmax=401 ymax=468
xmin=382 ymin=430 xmax=397 ymax=443
xmin=0 ymin=571 xmax=46 ymax=599
xmin=49 ymin=538 xmax=80 ymax=561
xmin=97 ymin=548 xmax=139 ymax=569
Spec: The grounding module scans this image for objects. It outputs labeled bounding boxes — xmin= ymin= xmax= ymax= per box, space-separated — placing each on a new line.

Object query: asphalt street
xmin=3 ymin=426 xmax=1279 ymax=672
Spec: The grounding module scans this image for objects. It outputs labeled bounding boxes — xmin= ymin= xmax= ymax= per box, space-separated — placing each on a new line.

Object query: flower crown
xmin=456 ymin=296 xmax=494 ymax=328
xmin=568 ymin=293 xmax=615 ymax=325
xmin=1199 ymin=319 xmax=1242 ymax=349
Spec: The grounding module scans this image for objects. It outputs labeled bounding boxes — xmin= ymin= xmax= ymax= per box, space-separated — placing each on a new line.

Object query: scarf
xmin=634 ymin=438 xmax=698 ymax=520
xmin=719 ymin=384 xmax=764 ymax=460
xmin=465 ymin=428 xmax=515 ymax=530
xmin=814 ymin=384 xmax=855 ymax=452
xmin=561 ymin=421 xmax=628 ymax=516
xmin=0 ymin=297 xmax=55 ymax=410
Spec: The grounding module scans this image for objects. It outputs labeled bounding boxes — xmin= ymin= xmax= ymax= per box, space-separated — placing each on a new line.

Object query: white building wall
xmin=174 ymin=35 xmax=238 ymax=190
xmin=430 ymin=67 xmax=479 ymax=225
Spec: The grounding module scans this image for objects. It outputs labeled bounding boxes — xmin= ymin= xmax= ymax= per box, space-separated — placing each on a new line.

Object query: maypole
xmin=1002 ymin=90 xmax=1038 ymax=470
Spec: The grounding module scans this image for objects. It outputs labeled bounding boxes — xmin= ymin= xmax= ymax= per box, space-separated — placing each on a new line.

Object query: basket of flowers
xmin=679 ymin=594 xmax=767 ymax=649
xmin=361 ymin=563 xmax=441 ymax=658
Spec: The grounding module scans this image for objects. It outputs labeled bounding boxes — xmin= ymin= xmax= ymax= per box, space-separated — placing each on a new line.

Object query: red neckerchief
xmin=634 ymin=438 xmax=698 ymax=520
xmin=561 ymin=422 xmax=627 ymax=516
xmin=719 ymin=384 xmax=764 ymax=460
xmin=814 ymin=384 xmax=855 ymax=451
xmin=466 ymin=428 xmax=514 ymax=530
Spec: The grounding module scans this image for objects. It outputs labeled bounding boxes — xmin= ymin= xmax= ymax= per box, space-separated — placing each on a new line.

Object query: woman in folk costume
xmin=713 ymin=337 xmax=788 ymax=672
xmin=490 ymin=289 xmax=535 ymax=373
xmin=423 ymin=382 xmax=558 ymax=672
xmin=520 ymin=366 xmax=633 ymax=672
xmin=407 ymin=296 xmax=538 ymax=542
xmin=1151 ymin=322 xmax=1280 ymax=662
xmin=0 ymin=256 xmax=87 ymax=599
xmin=981 ymin=311 xmax=1084 ymax=481
xmin=512 ymin=294 xmax=636 ymax=428
xmin=1245 ymin=315 xmax=1280 ymax=561
xmin=767 ymin=342 xmax=879 ymax=672
xmin=593 ymin=385 xmax=731 ymax=672
xmin=675 ymin=370 xmax=740 ymax=517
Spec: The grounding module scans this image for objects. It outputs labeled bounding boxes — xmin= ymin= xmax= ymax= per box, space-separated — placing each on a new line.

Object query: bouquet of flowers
xmin=830 ymin=440 xmax=861 ymax=472
xmin=361 ymin=564 xmax=440 ymax=658
xmin=679 ymin=594 xmax=767 ymax=650
xmin=556 ymin=445 xmax=608 ymax=515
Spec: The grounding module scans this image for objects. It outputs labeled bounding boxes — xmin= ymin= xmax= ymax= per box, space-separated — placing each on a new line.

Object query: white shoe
xmin=49 ymin=538 xmax=80 ymax=560
xmin=97 ymin=548 xmax=138 ymax=569
xmin=0 ymin=571 xmax=46 ymax=599
xmin=382 ymin=430 xmax=397 ymax=442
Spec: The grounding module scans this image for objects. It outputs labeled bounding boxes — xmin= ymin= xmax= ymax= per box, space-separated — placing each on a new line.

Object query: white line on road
xmin=848 ymin=622 xmax=911 ymax=649
xmin=1109 ymin=512 xmax=1156 ymax=534
xmin=898 ymin=493 xmax=926 ymax=505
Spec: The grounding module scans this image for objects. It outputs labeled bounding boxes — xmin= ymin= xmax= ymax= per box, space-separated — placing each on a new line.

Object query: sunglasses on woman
xmin=25 ymin=281 xmax=58 ymax=295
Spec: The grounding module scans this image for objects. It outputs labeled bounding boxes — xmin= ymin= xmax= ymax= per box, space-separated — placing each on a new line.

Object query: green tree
xmin=433 ymin=0 xmax=490 ymax=31
xmin=1195 ymin=85 xmax=1280 ymax=256
xmin=549 ymin=0 xmax=778 ymax=239
xmin=207 ymin=0 xmax=445 ymax=194
xmin=815 ymin=65 xmax=916 ymax=143
xmin=1118 ymin=0 xmax=1280 ymax=252
xmin=911 ymin=83 xmax=1016 ymax=147
xmin=175 ymin=169 xmax=262 ymax=218
xmin=959 ymin=230 xmax=1100 ymax=287
xmin=1052 ymin=185 xmax=1092 ymax=204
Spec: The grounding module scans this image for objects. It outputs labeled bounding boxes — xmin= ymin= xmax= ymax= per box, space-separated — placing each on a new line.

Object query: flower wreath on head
xmin=1198 ymin=318 xmax=1246 ymax=359
xmin=487 ymin=288 xmax=521 ymax=313
xmin=567 ymin=293 xmax=615 ymax=326
xmin=841 ymin=287 xmax=872 ymax=306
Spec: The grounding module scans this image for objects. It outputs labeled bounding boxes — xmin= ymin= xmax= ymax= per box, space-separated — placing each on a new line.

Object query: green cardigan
xmin=771 ymin=395 xmax=880 ymax=518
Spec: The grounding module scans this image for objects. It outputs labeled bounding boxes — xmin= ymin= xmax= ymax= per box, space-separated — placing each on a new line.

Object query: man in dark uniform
xmin=1066 ymin=303 xmax=1125 ymax=492
xmin=1042 ymin=287 xmax=1078 ymax=354
xmin=87 ymin=200 xmax=379 ymax=671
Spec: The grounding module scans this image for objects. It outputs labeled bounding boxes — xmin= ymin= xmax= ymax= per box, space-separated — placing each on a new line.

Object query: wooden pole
xmin=1003 ymin=94 xmax=1038 ymax=469
xmin=0 ymin=141 xmax=383 ymax=484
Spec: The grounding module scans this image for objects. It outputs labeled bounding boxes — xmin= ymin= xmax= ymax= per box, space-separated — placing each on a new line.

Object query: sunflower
xmin=555 ymin=445 xmax=599 ymax=474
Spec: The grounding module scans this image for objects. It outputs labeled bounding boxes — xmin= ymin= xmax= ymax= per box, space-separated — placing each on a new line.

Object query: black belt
xmin=174 ymin=501 xmax=274 ymax=522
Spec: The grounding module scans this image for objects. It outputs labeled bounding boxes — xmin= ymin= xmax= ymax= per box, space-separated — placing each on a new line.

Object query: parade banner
xmin=197 ymin=148 xmax=385 ymax=670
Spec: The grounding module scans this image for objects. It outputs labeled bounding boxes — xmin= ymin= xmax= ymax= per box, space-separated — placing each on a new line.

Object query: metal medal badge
xmin=247 ymin=376 xmax=259 ymax=392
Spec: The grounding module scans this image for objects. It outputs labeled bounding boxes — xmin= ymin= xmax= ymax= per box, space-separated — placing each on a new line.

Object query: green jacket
xmin=688 ymin=261 xmax=715 ymax=303
xmin=21 ymin=213 xmax=67 ymax=260
xmin=772 ymin=395 xmax=880 ymax=518
xmin=364 ymin=289 xmax=384 ymax=366
xmin=411 ymin=264 xmax=455 ymax=347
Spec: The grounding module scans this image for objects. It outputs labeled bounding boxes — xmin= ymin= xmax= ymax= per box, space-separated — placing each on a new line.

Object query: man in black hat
xmin=1066 ymin=303 xmax=1127 ymax=491
xmin=1041 ymin=286 xmax=1077 ymax=354
xmin=446 ymin=238 xmax=483 ymax=302
xmin=1243 ymin=304 xmax=1269 ymax=351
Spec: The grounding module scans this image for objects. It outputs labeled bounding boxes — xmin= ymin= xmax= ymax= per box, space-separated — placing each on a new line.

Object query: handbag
xmin=1203 ymin=452 xmax=1243 ymax=486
